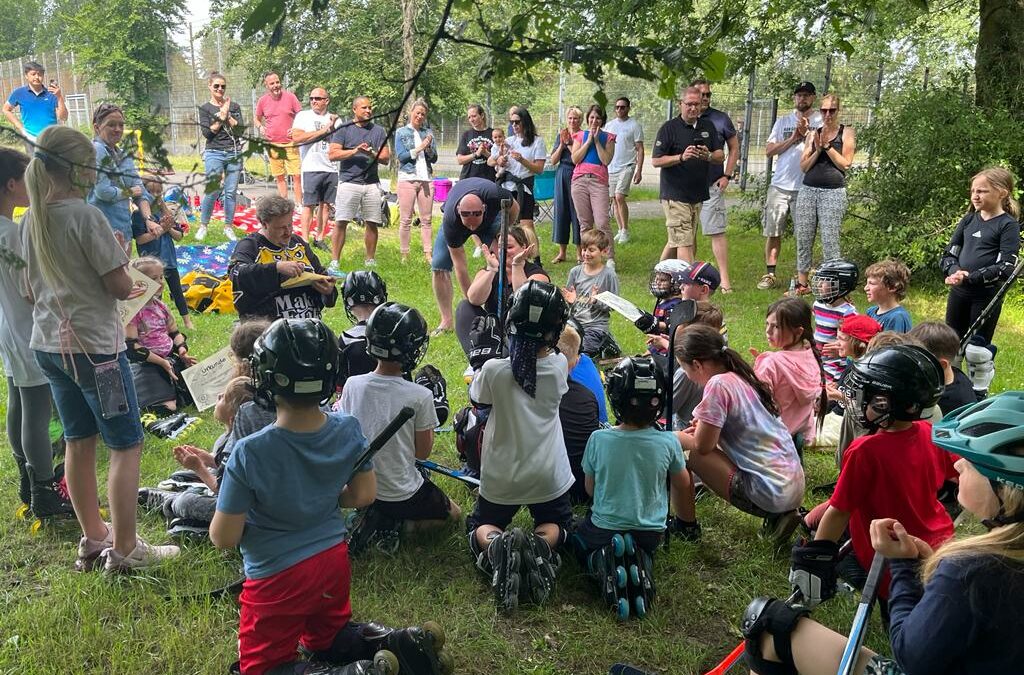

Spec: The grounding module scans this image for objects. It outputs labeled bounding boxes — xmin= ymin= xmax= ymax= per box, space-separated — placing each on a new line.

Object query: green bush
xmin=847 ymin=88 xmax=1024 ymax=277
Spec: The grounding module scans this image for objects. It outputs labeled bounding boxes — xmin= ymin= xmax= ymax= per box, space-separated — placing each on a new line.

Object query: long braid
xmin=509 ymin=333 xmax=540 ymax=397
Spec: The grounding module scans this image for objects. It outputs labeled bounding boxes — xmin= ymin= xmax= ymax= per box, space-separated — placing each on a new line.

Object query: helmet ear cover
xmin=250 ymin=318 xmax=340 ymax=407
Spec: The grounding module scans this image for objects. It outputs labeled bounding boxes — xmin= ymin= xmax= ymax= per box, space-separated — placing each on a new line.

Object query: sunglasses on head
xmin=212 ymin=84 xmax=226 ymax=90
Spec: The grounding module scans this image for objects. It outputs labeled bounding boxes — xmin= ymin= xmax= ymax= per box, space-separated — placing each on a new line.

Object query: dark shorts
xmin=373 ymin=478 xmax=452 ymax=521
xmin=466 ymin=491 xmax=573 ymax=533
xmin=573 ymin=514 xmax=662 ymax=555
xmin=514 ymin=178 xmax=536 ymax=221
xmin=302 ymin=171 xmax=339 ymax=207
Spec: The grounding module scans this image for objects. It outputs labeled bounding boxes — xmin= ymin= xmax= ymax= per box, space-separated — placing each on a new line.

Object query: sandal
xmin=429 ymin=326 xmax=452 ymax=338
xmin=720 ymin=286 xmax=734 ymax=294
xmin=550 ymin=255 xmax=566 ymax=264
xmin=786 ymin=282 xmax=811 ymax=297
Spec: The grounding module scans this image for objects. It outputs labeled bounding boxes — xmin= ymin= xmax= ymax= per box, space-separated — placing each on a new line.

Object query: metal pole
xmin=867 ymin=62 xmax=884 ymax=167
xmin=558 ymin=64 xmax=566 ymax=123
xmin=823 ymin=55 xmax=833 ymax=93
xmin=666 ymin=97 xmax=673 ymax=121
xmin=739 ymin=68 xmax=755 ymax=192
xmin=765 ymin=96 xmax=779 ymax=182
xmin=216 ymin=29 xmax=224 ymax=72
xmin=188 ymin=24 xmax=200 ymax=139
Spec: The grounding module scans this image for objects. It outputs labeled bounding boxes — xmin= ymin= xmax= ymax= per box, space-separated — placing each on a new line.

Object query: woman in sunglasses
xmin=196 ymin=71 xmax=244 ymax=242
xmin=792 ymin=93 xmax=856 ymax=295
xmin=495 ymin=107 xmax=546 ymax=246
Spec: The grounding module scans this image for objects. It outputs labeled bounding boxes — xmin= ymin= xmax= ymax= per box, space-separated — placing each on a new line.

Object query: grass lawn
xmin=1 ymin=211 xmax=1021 ymax=674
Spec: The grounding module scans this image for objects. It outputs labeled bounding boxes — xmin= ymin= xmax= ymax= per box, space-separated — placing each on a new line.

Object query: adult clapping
xmin=570 ymin=104 xmax=617 ymax=265
xmin=550 ymin=106 xmax=582 ymax=264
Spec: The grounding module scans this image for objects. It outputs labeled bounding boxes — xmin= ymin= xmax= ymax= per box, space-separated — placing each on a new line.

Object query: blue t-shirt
xmin=217 ymin=412 xmax=371 ymax=580
xmin=571 ymin=353 xmax=608 ymax=423
xmin=130 ymin=210 xmax=179 ymax=268
xmin=6 ymin=86 xmax=59 ymax=137
xmin=866 ymin=304 xmax=912 ymax=333
xmin=583 ymin=427 xmax=684 ymax=531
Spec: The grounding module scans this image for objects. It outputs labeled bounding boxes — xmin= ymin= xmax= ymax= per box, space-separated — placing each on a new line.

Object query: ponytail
xmin=809 ymin=341 xmax=829 ymax=432
xmin=678 ymin=325 xmax=780 ymax=418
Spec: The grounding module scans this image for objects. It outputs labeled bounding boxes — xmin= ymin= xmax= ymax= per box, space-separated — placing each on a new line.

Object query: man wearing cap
xmin=651 ymin=87 xmax=724 ymax=262
xmin=680 ymin=261 xmax=721 ymax=302
xmin=758 ymin=81 xmax=822 ymax=289
xmin=430 ymin=177 xmax=519 ymax=336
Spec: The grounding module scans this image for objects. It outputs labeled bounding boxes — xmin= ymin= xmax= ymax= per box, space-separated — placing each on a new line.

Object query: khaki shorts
xmin=336 ymin=182 xmax=383 ymax=223
xmin=700 ymin=184 xmax=727 ymax=235
xmin=662 ymin=199 xmax=701 ymax=248
xmin=762 ymin=185 xmax=799 ymax=237
xmin=267 ymin=144 xmax=301 ymax=177
xmin=608 ymin=166 xmax=635 ymax=196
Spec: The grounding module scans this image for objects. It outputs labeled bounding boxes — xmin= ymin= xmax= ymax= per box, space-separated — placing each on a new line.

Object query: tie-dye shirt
xmin=692 ymin=372 xmax=805 ymax=512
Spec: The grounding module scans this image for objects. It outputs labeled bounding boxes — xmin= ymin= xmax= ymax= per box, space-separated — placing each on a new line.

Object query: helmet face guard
xmin=810 ymin=260 xmax=858 ymax=304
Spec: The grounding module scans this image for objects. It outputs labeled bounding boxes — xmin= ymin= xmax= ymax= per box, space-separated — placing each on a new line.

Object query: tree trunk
xmin=976 ymin=0 xmax=1024 ymax=114
xmin=401 ymin=0 xmax=416 ymax=101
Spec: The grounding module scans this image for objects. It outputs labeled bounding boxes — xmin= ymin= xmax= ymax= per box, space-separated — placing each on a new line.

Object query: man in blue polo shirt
xmin=3 ymin=61 xmax=67 ymax=147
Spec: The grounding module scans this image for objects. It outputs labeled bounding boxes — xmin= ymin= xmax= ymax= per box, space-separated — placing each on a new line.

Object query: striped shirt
xmin=813 ymin=300 xmax=856 ymax=382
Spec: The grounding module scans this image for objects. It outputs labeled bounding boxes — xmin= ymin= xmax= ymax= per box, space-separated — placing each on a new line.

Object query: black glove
xmin=469 ymin=315 xmax=505 ymax=371
xmin=788 ymin=539 xmax=839 ymax=608
xmin=634 ymin=311 xmax=658 ymax=334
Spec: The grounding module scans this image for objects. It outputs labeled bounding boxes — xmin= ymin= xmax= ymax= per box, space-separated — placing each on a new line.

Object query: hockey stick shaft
xmin=958 ymin=255 xmax=1024 ymax=354
xmin=836 ymin=551 xmax=885 ymax=675
xmin=416 ymin=458 xmax=481 ymax=487
xmin=351 ymin=406 xmax=416 ymax=476
xmin=495 ymin=198 xmax=512 ymax=332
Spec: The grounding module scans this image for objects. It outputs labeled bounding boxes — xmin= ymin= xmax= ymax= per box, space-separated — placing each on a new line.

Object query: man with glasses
xmin=291 ymin=87 xmax=340 ymax=248
xmin=604 ymin=97 xmax=644 ymax=245
xmin=430 ymin=177 xmax=519 ymax=336
xmin=758 ymin=81 xmax=822 ymax=289
xmin=456 ymin=104 xmax=495 ymax=181
xmin=651 ymin=87 xmax=723 ymax=262
xmin=692 ymin=78 xmax=738 ymax=292
xmin=255 ymin=72 xmax=303 ymax=204
xmin=327 ymin=96 xmax=390 ymax=273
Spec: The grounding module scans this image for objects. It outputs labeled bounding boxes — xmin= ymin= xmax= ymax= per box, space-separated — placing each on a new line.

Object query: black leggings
xmin=164 ymin=266 xmax=189 ymax=319
xmin=6 ymin=379 xmax=55 ymax=481
xmin=945 ymin=284 xmax=1002 ymax=345
xmin=455 ymin=300 xmax=488 ymax=356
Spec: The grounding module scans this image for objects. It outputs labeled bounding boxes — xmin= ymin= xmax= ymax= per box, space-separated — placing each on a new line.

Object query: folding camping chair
xmin=532 ymin=169 xmax=557 ymax=222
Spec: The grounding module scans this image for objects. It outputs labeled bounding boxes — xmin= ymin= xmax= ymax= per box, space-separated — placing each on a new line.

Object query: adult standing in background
xmin=395 ymin=98 xmax=438 ymax=264
xmin=570 ymin=104 xmax=617 ymax=264
xmin=604 ymin=97 xmax=644 ymax=246
xmin=3 ymin=61 xmax=67 ymax=151
xmin=792 ymin=93 xmax=856 ymax=295
xmin=758 ymin=81 xmax=821 ymax=290
xmin=196 ymin=71 xmax=244 ymax=242
xmin=494 ymin=107 xmax=546 ymax=239
xmin=456 ymin=104 xmax=495 ymax=181
xmin=291 ymin=87 xmax=340 ymax=248
xmin=327 ymin=96 xmax=390 ymax=273
xmin=549 ymin=106 xmax=582 ymax=264
xmin=693 ymin=78 xmax=738 ymax=293
xmin=255 ymin=72 xmax=303 ymax=205
xmin=651 ymin=86 xmax=723 ymax=262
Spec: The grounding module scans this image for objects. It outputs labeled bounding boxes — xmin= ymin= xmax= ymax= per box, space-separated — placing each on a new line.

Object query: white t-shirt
xmin=0 ymin=215 xmax=46 ymax=386
xmin=24 ymin=199 xmax=128 ymax=354
xmin=505 ymin=135 xmax=547 ymax=180
xmin=398 ymin=125 xmax=432 ymax=182
xmin=339 ymin=371 xmax=437 ymax=501
xmin=293 ymin=109 xmax=339 ymax=174
xmin=767 ymin=110 xmax=823 ymax=191
xmin=469 ymin=352 xmax=574 ymax=505
xmin=604 ymin=117 xmax=644 ymax=173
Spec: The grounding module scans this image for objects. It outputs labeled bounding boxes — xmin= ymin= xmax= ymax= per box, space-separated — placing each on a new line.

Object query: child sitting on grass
xmin=864 ymin=258 xmax=912 ymax=332
xmin=564 ymin=229 xmax=619 ymax=357
xmin=556 ymin=324 xmax=601 ymax=506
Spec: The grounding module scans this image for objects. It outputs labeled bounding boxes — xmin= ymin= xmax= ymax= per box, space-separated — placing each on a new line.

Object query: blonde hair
xmin=566 ymin=106 xmax=583 ymax=122
xmin=867 ymin=331 xmax=922 ymax=352
xmin=25 ymin=126 xmax=97 ymax=288
xmin=972 ymin=167 xmax=1021 ymax=220
xmin=230 ymin=318 xmax=271 ymax=376
xmin=406 ymin=98 xmax=429 ymax=123
xmin=220 ymin=375 xmax=255 ymax=418
xmin=130 ymin=255 xmax=164 ymax=280
xmin=557 ymin=325 xmax=581 ymax=360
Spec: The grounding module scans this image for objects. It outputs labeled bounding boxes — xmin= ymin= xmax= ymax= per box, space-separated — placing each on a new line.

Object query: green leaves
xmin=240 ymin=0 xmax=285 ymax=38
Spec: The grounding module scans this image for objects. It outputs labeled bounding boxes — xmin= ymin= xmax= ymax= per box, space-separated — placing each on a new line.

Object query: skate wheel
xmin=623 ymin=533 xmax=636 ymax=556
xmin=373 ymin=649 xmax=399 ymax=675
xmin=344 ymin=510 xmax=358 ymax=529
xmin=423 ymin=620 xmax=446 ymax=650
xmin=30 ymin=519 xmax=43 ymax=535
xmin=438 ymin=648 xmax=455 ymax=675
xmin=629 ymin=564 xmax=640 ymax=586
xmin=634 ymin=595 xmax=647 ymax=618
xmin=612 ymin=534 xmax=625 ymax=557
xmin=616 ymin=598 xmax=629 ymax=621
xmin=615 ymin=566 xmax=627 ymax=589
xmin=15 ymin=504 xmax=30 ymax=520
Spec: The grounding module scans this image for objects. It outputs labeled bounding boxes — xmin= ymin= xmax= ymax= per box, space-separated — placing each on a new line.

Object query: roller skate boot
xmin=588 ymin=535 xmax=630 ymax=620
xmin=316 ymin=621 xmax=451 ymax=675
xmin=489 ymin=528 xmax=524 ymax=614
xmin=622 ymin=534 xmax=655 ymax=618
xmin=347 ymin=505 xmax=402 ymax=557
xmin=28 ymin=465 xmax=76 ymax=534
xmin=520 ymin=531 xmax=560 ymax=605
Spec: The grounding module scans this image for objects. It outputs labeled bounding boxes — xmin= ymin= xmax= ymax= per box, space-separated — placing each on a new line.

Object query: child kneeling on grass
xmin=467 ymin=280 xmax=574 ymax=614
xmin=211 ymin=318 xmax=448 ymax=675
xmin=674 ymin=325 xmax=805 ymax=546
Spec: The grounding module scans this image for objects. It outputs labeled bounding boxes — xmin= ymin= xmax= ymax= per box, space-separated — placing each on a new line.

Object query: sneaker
xmin=667 ymin=516 xmax=702 ymax=542
xmin=194 ymin=225 xmax=208 ymax=241
xmin=757 ymin=272 xmax=778 ymax=290
xmin=101 ymin=538 xmax=181 ymax=573
xmin=138 ymin=487 xmax=178 ymax=511
xmin=617 ymin=230 xmax=630 ymax=244
xmin=327 ymin=260 xmax=343 ymax=277
xmin=364 ymin=258 xmax=377 ymax=267
xmin=762 ymin=510 xmax=802 ymax=547
xmin=76 ymin=526 xmax=113 ymax=572
xmin=223 ymin=226 xmax=238 ymax=242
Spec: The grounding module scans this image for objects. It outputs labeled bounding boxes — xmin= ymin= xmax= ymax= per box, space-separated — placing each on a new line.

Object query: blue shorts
xmin=430 ymin=220 xmax=501 ymax=272
xmin=35 ymin=351 xmax=144 ymax=450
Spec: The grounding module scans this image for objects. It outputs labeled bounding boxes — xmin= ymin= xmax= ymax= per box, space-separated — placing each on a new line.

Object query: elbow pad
xmin=169 ymin=331 xmax=188 ymax=355
xmin=126 ymin=338 xmax=150 ymax=363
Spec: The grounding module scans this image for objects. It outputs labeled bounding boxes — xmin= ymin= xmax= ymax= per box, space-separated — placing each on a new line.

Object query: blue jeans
xmin=200 ymin=149 xmax=242 ymax=227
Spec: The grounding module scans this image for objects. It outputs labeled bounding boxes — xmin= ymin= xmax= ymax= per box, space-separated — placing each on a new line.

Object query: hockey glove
xmin=469 ymin=315 xmax=505 ymax=370
xmin=634 ymin=311 xmax=659 ymax=334
xmin=788 ymin=539 xmax=839 ymax=608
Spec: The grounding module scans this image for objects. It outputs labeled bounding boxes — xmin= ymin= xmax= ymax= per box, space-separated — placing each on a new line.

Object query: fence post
xmin=823 ymin=55 xmax=833 ymax=93
xmin=764 ymin=96 xmax=779 ymax=184
xmin=923 ymin=67 xmax=930 ymax=91
xmin=188 ymin=24 xmax=200 ymax=145
xmin=558 ymin=64 xmax=566 ymax=123
xmin=739 ymin=68 xmax=755 ymax=191
xmin=867 ymin=61 xmax=884 ymax=167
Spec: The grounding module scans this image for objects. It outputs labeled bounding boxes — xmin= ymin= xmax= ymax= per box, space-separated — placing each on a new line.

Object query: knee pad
xmin=740 ymin=597 xmax=809 ymax=675
xmin=965 ymin=343 xmax=995 ymax=393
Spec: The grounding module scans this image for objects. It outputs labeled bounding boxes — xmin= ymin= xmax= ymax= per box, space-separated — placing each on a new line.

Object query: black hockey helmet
xmin=365 ymin=302 xmax=429 ymax=372
xmin=606 ymin=356 xmax=666 ymax=424
xmin=650 ymin=259 xmax=690 ymax=298
xmin=250 ymin=318 xmax=340 ymax=405
xmin=342 ymin=270 xmax=388 ymax=322
xmin=811 ymin=259 xmax=859 ymax=304
xmin=507 ymin=280 xmax=570 ymax=346
xmin=839 ymin=344 xmax=944 ymax=430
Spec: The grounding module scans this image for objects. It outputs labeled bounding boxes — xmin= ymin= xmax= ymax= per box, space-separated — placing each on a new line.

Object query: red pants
xmin=239 ymin=541 xmax=352 ymax=675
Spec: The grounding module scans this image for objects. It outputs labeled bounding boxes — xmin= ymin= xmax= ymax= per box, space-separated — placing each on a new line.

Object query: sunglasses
xmin=510 ymin=119 xmax=522 ymax=125
xmin=310 ymin=96 xmax=327 ymax=101
xmin=700 ymin=92 xmax=712 ymax=99
xmin=212 ymin=84 xmax=226 ymax=90
xmin=820 ymin=107 xmax=838 ymax=114
xmin=614 ymin=104 xmax=628 ymax=109
xmin=459 ymin=210 xmax=483 ymax=218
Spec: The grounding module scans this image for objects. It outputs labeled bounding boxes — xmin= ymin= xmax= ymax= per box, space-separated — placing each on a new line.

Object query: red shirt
xmin=830 ymin=421 xmax=957 ymax=597
xmin=255 ymin=91 xmax=302 ymax=144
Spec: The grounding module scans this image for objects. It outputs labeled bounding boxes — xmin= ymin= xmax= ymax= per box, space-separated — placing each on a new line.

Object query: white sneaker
xmin=194 ymin=225 xmax=208 ymax=241
xmin=223 ymin=226 xmax=238 ymax=242
xmin=101 ymin=538 xmax=180 ymax=573
xmin=327 ymin=260 xmax=343 ymax=277
xmin=364 ymin=258 xmax=377 ymax=267
xmin=617 ymin=230 xmax=629 ymax=243
xmin=75 ymin=525 xmax=113 ymax=572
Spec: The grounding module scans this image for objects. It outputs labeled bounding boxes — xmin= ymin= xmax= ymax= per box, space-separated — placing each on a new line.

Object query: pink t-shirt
xmin=571 ymin=130 xmax=615 ymax=183
xmin=255 ymin=91 xmax=302 ymax=143
xmin=754 ymin=348 xmax=822 ymax=444
xmin=129 ymin=299 xmax=174 ymax=357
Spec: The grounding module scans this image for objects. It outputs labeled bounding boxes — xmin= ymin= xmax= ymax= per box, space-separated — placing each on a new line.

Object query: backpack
xmin=181 ymin=270 xmax=235 ymax=314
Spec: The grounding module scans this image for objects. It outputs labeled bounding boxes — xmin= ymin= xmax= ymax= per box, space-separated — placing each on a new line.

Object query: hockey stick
xmin=663 ymin=299 xmax=697 ymax=552
xmin=957 ymin=254 xmax=1024 ymax=356
xmin=836 ymin=551 xmax=886 ymax=675
xmin=416 ymin=458 xmax=481 ymax=487
xmin=494 ymin=198 xmax=512 ymax=335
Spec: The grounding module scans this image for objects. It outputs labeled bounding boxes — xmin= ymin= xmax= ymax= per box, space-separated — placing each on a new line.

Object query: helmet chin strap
xmin=981 ymin=479 xmax=1024 ymax=530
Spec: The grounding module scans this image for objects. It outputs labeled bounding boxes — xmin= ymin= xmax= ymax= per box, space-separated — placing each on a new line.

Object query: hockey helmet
xmin=932 ymin=392 xmax=1024 ymax=490
xmin=606 ymin=356 xmax=666 ymax=424
xmin=650 ymin=259 xmax=691 ymax=298
xmin=810 ymin=259 xmax=859 ymax=304
xmin=342 ymin=270 xmax=388 ymax=322
xmin=250 ymin=318 xmax=340 ymax=404
xmin=365 ymin=302 xmax=429 ymax=372
xmin=839 ymin=345 xmax=943 ymax=430
xmin=507 ymin=280 xmax=570 ymax=346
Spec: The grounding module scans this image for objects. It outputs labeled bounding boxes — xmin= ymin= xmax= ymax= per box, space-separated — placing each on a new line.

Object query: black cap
xmin=794 ymin=81 xmax=816 ymax=95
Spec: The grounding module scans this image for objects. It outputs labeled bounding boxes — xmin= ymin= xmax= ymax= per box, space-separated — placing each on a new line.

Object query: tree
xmin=0 ymin=0 xmax=42 ymax=60
xmin=976 ymin=0 xmax=1024 ymax=114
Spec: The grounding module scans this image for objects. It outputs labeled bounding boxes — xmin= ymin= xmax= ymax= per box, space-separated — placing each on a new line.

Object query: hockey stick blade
xmin=416 ymin=458 xmax=481 ymax=487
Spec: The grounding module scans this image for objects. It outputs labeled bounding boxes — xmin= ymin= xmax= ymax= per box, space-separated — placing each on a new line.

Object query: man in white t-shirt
xmin=291 ymin=87 xmax=340 ymax=245
xmin=604 ymin=97 xmax=644 ymax=244
xmin=758 ymin=81 xmax=823 ymax=289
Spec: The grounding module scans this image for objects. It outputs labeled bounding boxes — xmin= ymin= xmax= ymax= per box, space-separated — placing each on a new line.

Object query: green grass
xmin=1 ymin=213 xmax=1022 ymax=674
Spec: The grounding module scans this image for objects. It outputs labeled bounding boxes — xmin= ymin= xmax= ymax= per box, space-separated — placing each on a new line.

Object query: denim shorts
xmin=35 ymin=350 xmax=144 ymax=450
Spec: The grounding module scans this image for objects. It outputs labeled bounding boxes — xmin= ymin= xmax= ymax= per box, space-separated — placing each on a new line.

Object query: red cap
xmin=839 ymin=314 xmax=883 ymax=343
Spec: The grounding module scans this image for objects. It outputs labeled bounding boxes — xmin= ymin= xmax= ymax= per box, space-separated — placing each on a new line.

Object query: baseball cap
xmin=680 ymin=261 xmax=721 ymax=291
xmin=839 ymin=314 xmax=882 ymax=343
xmin=794 ymin=81 xmax=816 ymax=95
